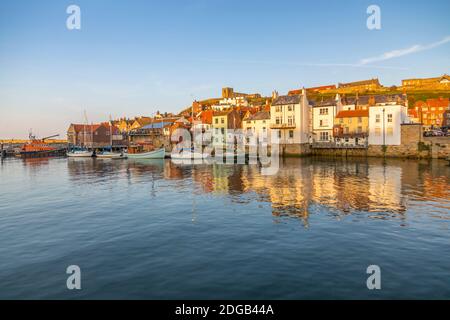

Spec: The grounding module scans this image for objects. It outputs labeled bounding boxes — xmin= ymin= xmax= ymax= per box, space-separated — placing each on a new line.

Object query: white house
xmin=312 ymin=95 xmax=341 ymax=142
xmin=212 ymin=97 xmax=249 ymax=111
xmin=243 ymin=111 xmax=271 ymax=146
xmin=270 ymin=89 xmax=310 ymax=145
xmin=368 ymin=103 xmax=409 ymax=145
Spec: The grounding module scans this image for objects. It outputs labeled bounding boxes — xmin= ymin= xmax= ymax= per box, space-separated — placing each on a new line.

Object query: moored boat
xmin=67 ymin=150 xmax=93 ymax=157
xmin=127 ymin=148 xmax=165 ymax=159
xmin=97 ymin=151 xmax=127 ymax=159
xmin=17 ymin=133 xmax=66 ymax=158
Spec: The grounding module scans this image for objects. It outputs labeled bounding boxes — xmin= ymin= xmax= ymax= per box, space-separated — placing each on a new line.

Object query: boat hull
xmin=67 ymin=151 xmax=93 ymax=158
xmin=127 ymin=148 xmax=165 ymax=159
xmin=17 ymin=149 xmax=66 ymax=159
xmin=97 ymin=152 xmax=127 ymax=159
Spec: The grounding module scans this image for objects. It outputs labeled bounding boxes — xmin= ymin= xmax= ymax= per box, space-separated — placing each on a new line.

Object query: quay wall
xmin=311 ymin=124 xmax=450 ymax=159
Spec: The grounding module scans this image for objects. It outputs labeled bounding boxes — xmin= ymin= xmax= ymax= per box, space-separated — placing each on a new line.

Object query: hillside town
xmin=60 ymin=74 xmax=450 ymax=159
xmin=2 ymin=74 xmax=450 ymax=160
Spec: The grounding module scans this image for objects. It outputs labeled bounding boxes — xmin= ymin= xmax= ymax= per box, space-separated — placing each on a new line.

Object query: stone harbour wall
xmin=311 ymin=124 xmax=450 ymax=159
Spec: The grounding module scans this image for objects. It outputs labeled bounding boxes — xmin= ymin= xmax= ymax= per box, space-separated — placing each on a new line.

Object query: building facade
xmin=242 ymin=111 xmax=271 ymax=146
xmin=212 ymin=109 xmax=242 ymax=147
xmin=410 ymin=97 xmax=449 ymax=127
xmin=67 ymin=123 xmax=126 ymax=148
xmin=270 ymin=91 xmax=310 ymax=145
xmin=402 ymin=74 xmax=450 ymax=90
xmin=368 ymin=104 xmax=409 ymax=146
xmin=312 ymin=97 xmax=340 ymax=142
xmin=333 ymin=110 xmax=369 ymax=147
xmin=338 ymin=78 xmax=382 ymax=93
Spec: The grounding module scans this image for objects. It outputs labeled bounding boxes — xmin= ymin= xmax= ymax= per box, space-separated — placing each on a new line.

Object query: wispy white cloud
xmin=198 ymin=58 xmax=408 ymax=70
xmin=359 ymin=36 xmax=450 ymax=65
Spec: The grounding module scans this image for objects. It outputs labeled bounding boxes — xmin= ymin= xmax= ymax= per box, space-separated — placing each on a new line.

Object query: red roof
xmin=335 ymin=110 xmax=369 ymax=118
xmin=71 ymin=123 xmax=120 ymax=134
xmin=408 ymin=109 xmax=419 ymax=118
xmin=199 ymin=110 xmax=213 ymax=124
xmin=426 ymin=97 xmax=449 ymax=108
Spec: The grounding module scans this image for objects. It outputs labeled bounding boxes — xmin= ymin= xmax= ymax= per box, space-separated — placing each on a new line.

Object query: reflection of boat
xmin=97 ymin=151 xmax=127 ymax=159
xmin=127 ymin=148 xmax=165 ymax=159
xmin=67 ymin=150 xmax=93 ymax=158
xmin=17 ymin=133 xmax=66 ymax=158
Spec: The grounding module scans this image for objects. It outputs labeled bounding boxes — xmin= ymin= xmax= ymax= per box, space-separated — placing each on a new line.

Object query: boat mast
xmin=109 ymin=115 xmax=113 ymax=151
xmin=83 ymin=110 xmax=89 ymax=150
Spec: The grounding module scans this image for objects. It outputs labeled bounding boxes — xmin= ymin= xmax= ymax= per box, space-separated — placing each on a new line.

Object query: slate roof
xmin=272 ymin=95 xmax=301 ymax=105
xmin=141 ymin=121 xmax=173 ymax=129
xmin=246 ymin=111 xmax=270 ymax=121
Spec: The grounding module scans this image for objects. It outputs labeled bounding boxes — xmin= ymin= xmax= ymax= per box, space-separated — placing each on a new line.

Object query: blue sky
xmin=0 ymin=0 xmax=449 ymax=138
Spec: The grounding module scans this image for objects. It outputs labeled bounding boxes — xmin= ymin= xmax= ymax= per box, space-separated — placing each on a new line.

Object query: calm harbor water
xmin=0 ymin=156 xmax=449 ymax=299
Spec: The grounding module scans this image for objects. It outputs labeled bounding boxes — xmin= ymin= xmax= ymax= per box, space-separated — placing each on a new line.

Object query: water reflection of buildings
xmin=191 ymin=158 xmax=437 ymax=224
xmin=65 ymin=157 xmax=449 ymax=225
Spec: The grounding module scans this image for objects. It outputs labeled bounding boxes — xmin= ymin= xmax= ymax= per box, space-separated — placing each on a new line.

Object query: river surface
xmin=0 ymin=157 xmax=449 ymax=299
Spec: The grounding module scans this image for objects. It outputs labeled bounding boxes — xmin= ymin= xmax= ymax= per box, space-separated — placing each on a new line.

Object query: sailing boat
xmin=97 ymin=117 xmax=127 ymax=159
xmin=67 ymin=111 xmax=94 ymax=158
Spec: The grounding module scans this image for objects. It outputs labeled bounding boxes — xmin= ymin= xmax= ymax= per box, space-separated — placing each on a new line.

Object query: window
xmin=375 ymin=127 xmax=381 ymax=136
xmin=289 ymin=130 xmax=294 ymax=138
xmin=387 ymin=127 xmax=394 ymax=136
xmin=215 ymin=118 xmax=218 ymax=124
xmin=278 ymin=131 xmax=281 ymax=138
xmin=221 ymin=118 xmax=224 ymax=124
xmin=288 ymin=116 xmax=293 ymax=126
xmin=275 ymin=106 xmax=281 ymax=112
xmin=221 ymin=128 xmax=225 ymax=134
xmin=357 ymin=126 xmax=362 ymax=133
xmin=358 ymin=117 xmax=362 ymax=123
xmin=320 ymin=108 xmax=328 ymax=115
xmin=375 ymin=114 xmax=381 ymax=123
xmin=246 ymin=121 xmax=251 ymax=124
xmin=288 ymin=105 xmax=293 ymax=111
xmin=340 ymin=118 xmax=344 ymax=124
xmin=275 ymin=117 xmax=281 ymax=125
xmin=320 ymin=132 xmax=329 ymax=141
xmin=387 ymin=114 xmax=393 ymax=123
